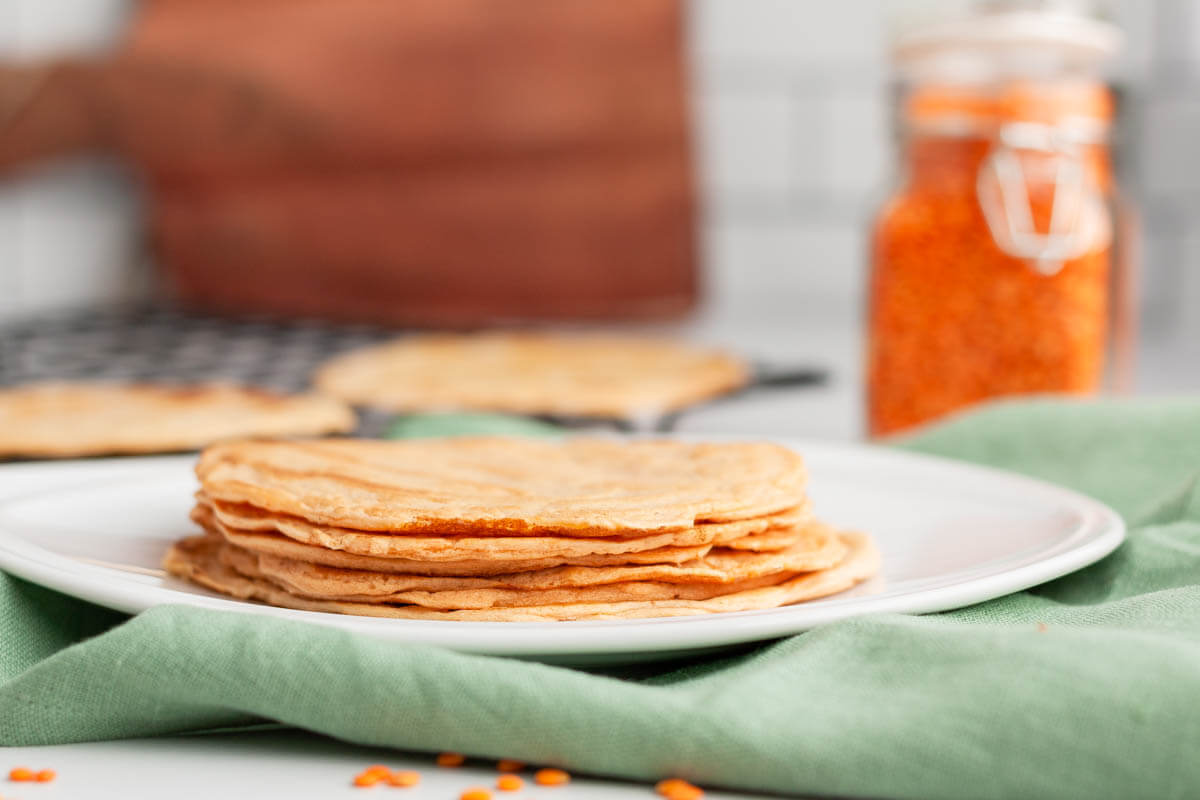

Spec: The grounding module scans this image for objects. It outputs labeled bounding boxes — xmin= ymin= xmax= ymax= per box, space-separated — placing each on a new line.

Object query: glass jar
xmin=867 ymin=7 xmax=1135 ymax=437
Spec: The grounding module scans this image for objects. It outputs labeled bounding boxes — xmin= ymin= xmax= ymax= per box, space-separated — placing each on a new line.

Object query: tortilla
xmin=0 ymin=382 xmax=355 ymax=458
xmin=312 ymin=332 xmax=750 ymax=418
xmin=196 ymin=437 xmax=807 ymax=535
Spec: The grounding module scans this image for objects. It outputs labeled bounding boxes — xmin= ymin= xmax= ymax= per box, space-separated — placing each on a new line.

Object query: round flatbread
xmin=214 ymin=524 xmax=718 ymax=577
xmin=196 ymin=437 xmax=807 ymax=535
xmin=312 ymin=332 xmax=751 ymax=418
xmin=218 ymin=540 xmax=802 ymax=608
xmin=163 ymin=530 xmax=880 ymax=621
xmin=0 ymin=382 xmax=355 ymax=458
xmin=196 ymin=498 xmax=808 ymax=561
xmin=206 ymin=523 xmax=847 ymax=604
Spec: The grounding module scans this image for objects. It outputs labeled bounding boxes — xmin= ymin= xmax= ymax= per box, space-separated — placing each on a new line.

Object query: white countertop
xmin=5 ymin=731 xmax=769 ymax=800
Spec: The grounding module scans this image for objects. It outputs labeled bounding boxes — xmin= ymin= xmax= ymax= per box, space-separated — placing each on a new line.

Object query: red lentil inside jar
xmin=868 ymin=77 xmax=1124 ymax=436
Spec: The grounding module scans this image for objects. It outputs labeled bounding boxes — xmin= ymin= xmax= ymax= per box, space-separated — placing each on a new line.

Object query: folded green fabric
xmin=384 ymin=411 xmax=563 ymax=440
xmin=3 ymin=400 xmax=1200 ymax=799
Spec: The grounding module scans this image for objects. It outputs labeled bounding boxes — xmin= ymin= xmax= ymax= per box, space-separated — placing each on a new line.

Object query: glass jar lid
xmin=893 ymin=3 xmax=1122 ymax=84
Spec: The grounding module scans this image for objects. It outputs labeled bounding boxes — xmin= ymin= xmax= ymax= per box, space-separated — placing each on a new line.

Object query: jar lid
xmin=894 ymin=5 xmax=1122 ymax=81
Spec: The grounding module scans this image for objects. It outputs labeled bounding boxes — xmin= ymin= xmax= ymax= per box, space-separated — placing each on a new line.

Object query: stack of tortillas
xmin=165 ymin=437 xmax=878 ymax=621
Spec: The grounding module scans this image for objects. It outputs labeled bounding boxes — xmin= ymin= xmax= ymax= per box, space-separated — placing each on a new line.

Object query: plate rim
xmin=0 ymin=440 xmax=1125 ymax=659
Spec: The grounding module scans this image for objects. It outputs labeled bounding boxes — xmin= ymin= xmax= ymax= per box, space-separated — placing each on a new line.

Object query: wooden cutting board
xmin=0 ymin=0 xmax=696 ymax=324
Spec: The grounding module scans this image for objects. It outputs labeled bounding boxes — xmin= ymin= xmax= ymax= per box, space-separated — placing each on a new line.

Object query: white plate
xmin=0 ymin=440 xmax=1124 ymax=665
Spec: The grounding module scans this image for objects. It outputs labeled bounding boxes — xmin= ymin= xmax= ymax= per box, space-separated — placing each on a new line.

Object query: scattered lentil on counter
xmin=533 ymin=767 xmax=570 ymax=786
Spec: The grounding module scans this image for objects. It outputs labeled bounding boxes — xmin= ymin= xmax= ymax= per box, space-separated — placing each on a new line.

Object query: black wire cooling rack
xmin=0 ymin=306 xmax=395 ymax=392
xmin=0 ymin=305 xmax=829 ymax=433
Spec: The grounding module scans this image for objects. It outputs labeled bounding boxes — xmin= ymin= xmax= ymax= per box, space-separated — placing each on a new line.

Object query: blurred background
xmin=0 ymin=0 xmax=1196 ymax=438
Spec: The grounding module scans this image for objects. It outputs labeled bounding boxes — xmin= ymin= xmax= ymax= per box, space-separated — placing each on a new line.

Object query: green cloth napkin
xmin=384 ymin=411 xmax=563 ymax=440
xmin=3 ymin=400 xmax=1200 ymax=799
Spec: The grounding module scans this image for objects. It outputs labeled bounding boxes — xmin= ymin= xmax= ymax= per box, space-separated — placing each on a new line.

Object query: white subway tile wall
xmin=825 ymin=89 xmax=892 ymax=203
xmin=1183 ymin=233 xmax=1200 ymax=344
xmin=15 ymin=161 xmax=146 ymax=309
xmin=704 ymin=219 xmax=868 ymax=317
xmin=695 ymin=89 xmax=806 ymax=200
xmin=0 ymin=0 xmax=1196 ymax=367
xmin=1143 ymin=95 xmax=1200 ymax=203
xmin=1125 ymin=0 xmax=1200 ymax=347
xmin=691 ymin=0 xmax=886 ymax=68
xmin=0 ymin=186 xmax=18 ymax=318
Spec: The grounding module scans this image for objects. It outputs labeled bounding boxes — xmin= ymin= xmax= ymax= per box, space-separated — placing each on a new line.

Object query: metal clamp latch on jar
xmin=976 ymin=120 xmax=1107 ymax=276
